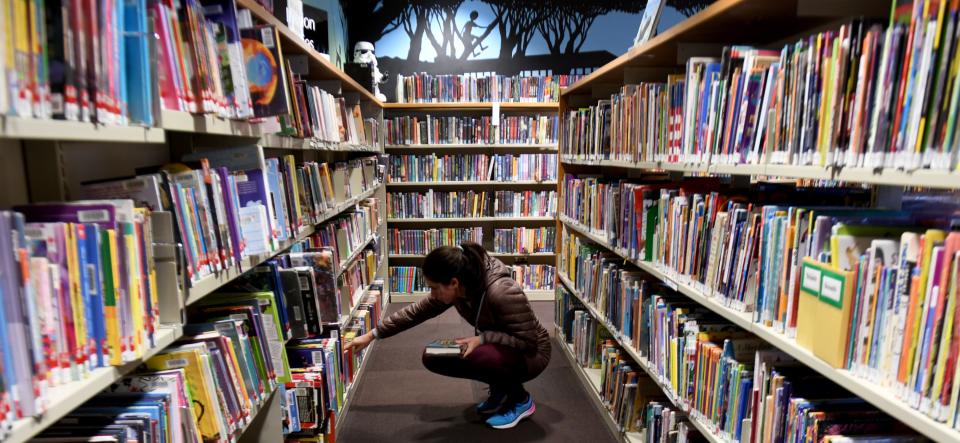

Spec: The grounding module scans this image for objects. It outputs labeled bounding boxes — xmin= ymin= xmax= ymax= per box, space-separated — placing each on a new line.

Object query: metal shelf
xmin=386 ymin=180 xmax=556 ymax=188
xmin=5 ymin=326 xmax=183 ymax=443
xmin=385 ymin=143 xmax=558 ymax=150
xmin=383 ymin=102 xmax=558 ymax=111
xmin=387 ymin=216 xmax=555 ymax=223
xmin=158 ymin=110 xmax=262 ymax=137
xmin=561 ymin=156 xmax=960 ymax=190
xmin=260 ymin=134 xmax=382 ymax=153
xmin=391 ymin=290 xmax=554 ymax=303
xmin=558 ymin=216 xmax=960 ymax=442
xmin=389 ymin=252 xmax=555 ymax=259
xmin=0 ymin=116 xmax=166 ymax=143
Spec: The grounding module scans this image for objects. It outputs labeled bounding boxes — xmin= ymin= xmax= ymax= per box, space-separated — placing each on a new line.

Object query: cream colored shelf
xmin=260 ymin=134 xmax=382 ymax=153
xmin=158 ymin=109 xmax=262 ymax=137
xmin=387 ymin=216 xmax=555 ymax=223
xmin=383 ymin=102 xmax=558 ymax=111
xmin=0 ymin=116 xmax=166 ymax=143
xmin=384 ymin=143 xmax=558 ymax=150
xmin=386 ymin=180 xmax=557 ymax=187
xmin=391 ymin=290 xmax=554 ymax=303
xmin=5 ymin=326 xmax=183 ymax=443
xmin=560 ymin=156 xmax=960 ymax=189
xmin=558 ymin=215 xmax=960 ymax=442
xmin=389 ymin=252 xmax=555 ymax=259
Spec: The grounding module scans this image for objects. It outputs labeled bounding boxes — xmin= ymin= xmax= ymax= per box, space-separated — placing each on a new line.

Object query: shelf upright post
xmin=23 ymin=140 xmax=70 ymax=202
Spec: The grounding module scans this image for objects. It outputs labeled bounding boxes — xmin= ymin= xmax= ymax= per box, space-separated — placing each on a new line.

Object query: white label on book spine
xmin=802 ymin=267 xmax=821 ymax=293
xmin=820 ymin=274 xmax=842 ymax=304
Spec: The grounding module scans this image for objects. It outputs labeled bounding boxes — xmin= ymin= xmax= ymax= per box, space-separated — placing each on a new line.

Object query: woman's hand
xmin=344 ymin=331 xmax=375 ymax=355
xmin=455 ymin=336 xmax=482 ymax=358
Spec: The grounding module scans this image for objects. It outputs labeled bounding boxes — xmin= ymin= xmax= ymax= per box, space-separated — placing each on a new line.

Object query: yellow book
xmin=796 ymin=257 xmax=822 ymax=351
xmin=807 ymin=258 xmax=856 ymax=368
xmin=121 ymin=221 xmax=144 ymax=358
xmin=147 ymin=347 xmax=226 ymax=441
xmin=135 ymin=209 xmax=160 ymax=344
xmin=64 ymin=224 xmax=88 ymax=377
xmin=12 ymin=0 xmax=28 ymax=113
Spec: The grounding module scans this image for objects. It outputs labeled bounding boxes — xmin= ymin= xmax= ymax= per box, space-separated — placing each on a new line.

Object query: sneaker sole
xmin=489 ymin=403 xmax=536 ymax=429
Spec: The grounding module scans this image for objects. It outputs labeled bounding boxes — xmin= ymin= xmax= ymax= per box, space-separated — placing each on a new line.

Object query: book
xmin=240 ymin=25 xmax=290 ymax=118
xmin=423 ymin=339 xmax=462 ymax=356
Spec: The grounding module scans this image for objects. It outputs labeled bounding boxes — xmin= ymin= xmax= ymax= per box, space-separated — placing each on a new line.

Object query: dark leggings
xmin=421 ymin=343 xmax=535 ymax=401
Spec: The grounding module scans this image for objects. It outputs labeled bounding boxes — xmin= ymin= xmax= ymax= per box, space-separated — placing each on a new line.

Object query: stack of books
xmin=559 ymin=169 xmax=960 ymax=430
xmin=0 ymin=205 xmax=161 ymax=423
xmin=561 ymin=6 xmax=960 ymax=172
xmin=394 ymin=73 xmax=582 ymax=103
xmin=491 ymin=190 xmax=557 ymax=217
xmin=389 ymin=266 xmax=426 ymax=294
xmin=389 ymin=228 xmax=484 ymax=255
xmin=387 ymin=153 xmax=557 ymax=183
xmin=510 ymin=264 xmax=556 ymax=291
xmin=83 ymin=147 xmax=380 ymax=282
xmin=388 ymin=190 xmax=556 ymax=219
xmin=493 ymin=227 xmax=555 ymax=254
xmin=385 ymin=114 xmax=559 ymax=145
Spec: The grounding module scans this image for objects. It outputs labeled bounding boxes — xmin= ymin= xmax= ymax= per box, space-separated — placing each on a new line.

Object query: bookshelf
xmin=383 ymin=102 xmax=559 ymax=111
xmin=391 ymin=290 xmax=555 ymax=303
xmin=556 ymin=0 xmax=960 ymax=441
xmin=386 ymin=180 xmax=558 ymax=188
xmin=555 ymin=335 xmax=644 ymax=443
xmin=385 ymin=102 xmax=559 ymax=302
xmin=388 ymin=216 xmax=556 ymax=223
xmin=561 ymin=157 xmax=960 ymax=190
xmin=0 ymin=2 xmax=388 ymax=442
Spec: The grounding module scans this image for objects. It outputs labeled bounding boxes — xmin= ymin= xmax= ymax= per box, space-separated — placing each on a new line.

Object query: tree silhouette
xmin=345 ymin=0 xmax=717 ymax=63
xmin=537 ymin=0 xmax=644 ymax=56
xmin=668 ymin=0 xmax=714 ymax=17
xmin=487 ymin=0 xmax=545 ymax=59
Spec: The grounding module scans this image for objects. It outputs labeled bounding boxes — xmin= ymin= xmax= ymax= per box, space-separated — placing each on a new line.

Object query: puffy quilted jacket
xmin=377 ymin=256 xmax=551 ymax=375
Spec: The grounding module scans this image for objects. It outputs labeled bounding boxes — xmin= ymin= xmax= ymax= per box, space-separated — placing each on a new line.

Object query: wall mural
xmin=344 ymin=0 xmax=714 ymax=102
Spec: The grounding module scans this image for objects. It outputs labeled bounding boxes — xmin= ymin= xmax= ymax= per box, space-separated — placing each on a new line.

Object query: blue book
xmin=74 ymin=224 xmax=96 ymax=371
xmin=123 ymin=0 xmax=152 ymax=124
xmin=0 ymin=212 xmax=38 ymax=416
xmin=186 ymin=146 xmax=276 ymax=248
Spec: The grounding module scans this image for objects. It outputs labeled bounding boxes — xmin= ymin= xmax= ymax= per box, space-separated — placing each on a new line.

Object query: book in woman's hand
xmin=425 ymin=339 xmax=463 ymax=356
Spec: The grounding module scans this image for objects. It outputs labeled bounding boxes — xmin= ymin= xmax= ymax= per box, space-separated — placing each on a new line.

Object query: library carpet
xmin=338 ymin=301 xmax=618 ymax=443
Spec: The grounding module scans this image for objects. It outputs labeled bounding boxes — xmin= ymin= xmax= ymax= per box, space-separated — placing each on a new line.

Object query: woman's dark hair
xmin=423 ymin=242 xmax=489 ymax=297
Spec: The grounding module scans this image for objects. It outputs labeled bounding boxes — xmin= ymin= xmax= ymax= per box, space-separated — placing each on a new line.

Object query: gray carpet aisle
xmin=337 ymin=301 xmax=619 ymax=443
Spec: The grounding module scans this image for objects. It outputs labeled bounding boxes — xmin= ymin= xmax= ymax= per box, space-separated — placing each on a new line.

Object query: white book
xmin=238 ymin=204 xmax=271 ymax=256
